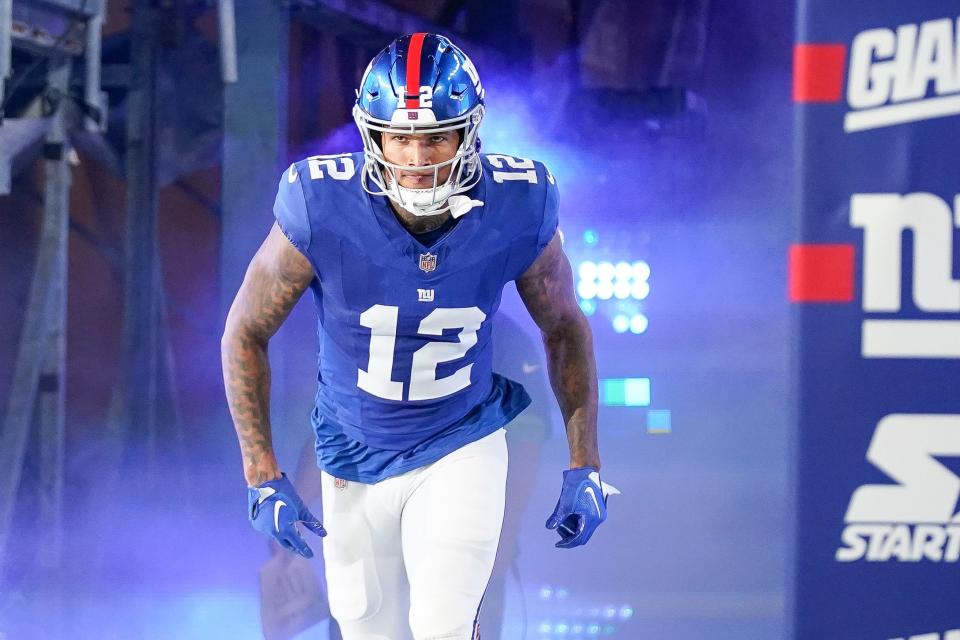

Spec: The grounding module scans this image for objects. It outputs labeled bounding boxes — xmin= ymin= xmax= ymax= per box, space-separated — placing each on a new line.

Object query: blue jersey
xmin=273 ymin=152 xmax=558 ymax=482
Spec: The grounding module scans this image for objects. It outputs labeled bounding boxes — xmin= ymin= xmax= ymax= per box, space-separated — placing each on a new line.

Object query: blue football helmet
xmin=353 ymin=33 xmax=485 ymax=217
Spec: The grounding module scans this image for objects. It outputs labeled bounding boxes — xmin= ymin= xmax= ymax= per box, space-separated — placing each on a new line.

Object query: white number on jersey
xmin=357 ymin=305 xmax=404 ymax=400
xmin=307 ymin=154 xmax=356 ymax=180
xmin=487 ymin=154 xmax=538 ymax=184
xmin=358 ymin=305 xmax=487 ymax=401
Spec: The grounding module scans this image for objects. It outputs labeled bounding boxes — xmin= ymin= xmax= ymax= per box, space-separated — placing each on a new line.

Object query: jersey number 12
xmin=358 ymin=304 xmax=487 ymax=401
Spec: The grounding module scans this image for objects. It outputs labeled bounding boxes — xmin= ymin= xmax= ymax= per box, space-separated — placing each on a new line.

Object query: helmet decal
xmin=404 ymin=32 xmax=426 ymax=110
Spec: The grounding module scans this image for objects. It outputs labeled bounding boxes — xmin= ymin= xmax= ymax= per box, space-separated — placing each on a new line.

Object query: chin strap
xmin=448 ymin=195 xmax=485 ymax=218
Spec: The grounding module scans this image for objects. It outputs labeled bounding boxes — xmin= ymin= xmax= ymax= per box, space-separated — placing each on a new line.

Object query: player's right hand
xmin=248 ymin=473 xmax=326 ymax=559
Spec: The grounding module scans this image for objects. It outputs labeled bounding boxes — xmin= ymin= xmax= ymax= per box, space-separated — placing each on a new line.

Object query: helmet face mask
xmin=353 ymin=105 xmax=483 ymax=216
xmin=353 ymin=34 xmax=485 ymax=217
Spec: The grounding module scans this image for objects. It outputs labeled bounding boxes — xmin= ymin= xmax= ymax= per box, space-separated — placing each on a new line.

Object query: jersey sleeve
xmin=536 ymin=166 xmax=559 ymax=255
xmin=273 ymin=162 xmax=312 ymax=256
xmin=508 ymin=162 xmax=559 ymax=281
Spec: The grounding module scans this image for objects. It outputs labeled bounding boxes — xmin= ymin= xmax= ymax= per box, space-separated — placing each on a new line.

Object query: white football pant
xmin=321 ymin=428 xmax=508 ymax=640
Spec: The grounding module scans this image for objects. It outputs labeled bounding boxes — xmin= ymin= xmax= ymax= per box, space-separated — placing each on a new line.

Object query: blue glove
xmin=248 ymin=473 xmax=326 ymax=559
xmin=546 ymin=467 xmax=620 ymax=549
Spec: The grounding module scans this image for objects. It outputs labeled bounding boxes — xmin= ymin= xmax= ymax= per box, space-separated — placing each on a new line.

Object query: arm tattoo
xmin=221 ymin=224 xmax=315 ymax=485
xmin=517 ymin=233 xmax=601 ymax=470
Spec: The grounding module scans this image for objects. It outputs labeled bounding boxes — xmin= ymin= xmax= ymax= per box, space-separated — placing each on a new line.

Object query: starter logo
xmin=794 ymin=15 xmax=960 ymax=132
xmin=790 ymin=192 xmax=960 ymax=359
xmin=836 ymin=414 xmax=960 ymax=563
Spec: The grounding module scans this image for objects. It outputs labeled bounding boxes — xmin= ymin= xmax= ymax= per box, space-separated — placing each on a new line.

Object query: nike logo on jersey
xmin=274 ymin=500 xmax=287 ymax=532
xmin=584 ymin=486 xmax=602 ymax=516
xmin=287 ymin=164 xmax=298 ymax=183
xmin=521 ymin=362 xmax=540 ymax=374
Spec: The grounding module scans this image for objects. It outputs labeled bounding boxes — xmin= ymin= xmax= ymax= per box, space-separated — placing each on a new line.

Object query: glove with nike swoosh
xmin=248 ymin=473 xmax=326 ymax=559
xmin=546 ymin=467 xmax=620 ymax=549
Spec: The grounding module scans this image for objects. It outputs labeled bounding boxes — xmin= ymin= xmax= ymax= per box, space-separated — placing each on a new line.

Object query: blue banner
xmin=792 ymin=3 xmax=960 ymax=639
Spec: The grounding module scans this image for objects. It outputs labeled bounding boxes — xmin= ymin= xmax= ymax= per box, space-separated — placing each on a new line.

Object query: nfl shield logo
xmin=418 ymin=252 xmax=437 ymax=273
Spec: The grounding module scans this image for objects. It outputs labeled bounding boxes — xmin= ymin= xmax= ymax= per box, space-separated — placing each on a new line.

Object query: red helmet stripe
xmin=405 ymin=33 xmax=427 ymax=110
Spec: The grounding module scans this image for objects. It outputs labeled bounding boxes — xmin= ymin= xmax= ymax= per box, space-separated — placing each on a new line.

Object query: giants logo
xmin=854 ymin=193 xmax=960 ymax=358
xmin=794 ymin=15 xmax=960 ymax=132
xmin=790 ymin=192 xmax=960 ymax=359
xmin=836 ymin=414 xmax=960 ymax=563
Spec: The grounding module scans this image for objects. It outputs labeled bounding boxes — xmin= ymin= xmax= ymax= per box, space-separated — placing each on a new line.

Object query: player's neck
xmin=389 ymin=200 xmax=452 ymax=235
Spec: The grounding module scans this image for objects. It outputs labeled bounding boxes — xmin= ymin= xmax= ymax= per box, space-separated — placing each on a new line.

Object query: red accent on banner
xmin=405 ymin=33 xmax=426 ymax=110
xmin=793 ymin=44 xmax=846 ymax=103
xmin=788 ymin=244 xmax=855 ymax=302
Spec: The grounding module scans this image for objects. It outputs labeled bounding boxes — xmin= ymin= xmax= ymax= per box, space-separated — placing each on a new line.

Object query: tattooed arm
xmin=221 ymin=223 xmax=315 ymax=486
xmin=517 ymin=232 xmax=601 ymax=470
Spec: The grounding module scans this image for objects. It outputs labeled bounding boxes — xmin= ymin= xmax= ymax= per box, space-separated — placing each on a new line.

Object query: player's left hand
xmin=546 ymin=467 xmax=620 ymax=549
xmin=248 ymin=473 xmax=326 ymax=559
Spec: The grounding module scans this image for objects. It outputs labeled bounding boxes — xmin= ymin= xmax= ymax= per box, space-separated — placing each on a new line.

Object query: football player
xmin=222 ymin=33 xmax=617 ymax=640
